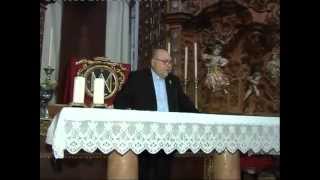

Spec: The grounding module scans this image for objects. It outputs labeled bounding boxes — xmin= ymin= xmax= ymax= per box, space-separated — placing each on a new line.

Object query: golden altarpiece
xmin=140 ymin=0 xmax=279 ymax=115
xmin=138 ymin=0 xmax=280 ymax=179
xmin=40 ymin=0 xmax=279 ymax=179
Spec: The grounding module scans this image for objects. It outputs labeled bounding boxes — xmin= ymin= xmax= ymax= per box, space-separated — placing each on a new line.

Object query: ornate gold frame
xmin=76 ymin=57 xmax=128 ymax=100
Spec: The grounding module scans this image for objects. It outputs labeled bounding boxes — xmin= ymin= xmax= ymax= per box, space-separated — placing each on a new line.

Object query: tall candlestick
xmin=195 ymin=79 xmax=198 ymax=109
xmin=168 ymin=42 xmax=171 ymax=56
xmin=48 ymin=28 xmax=53 ymax=67
xmin=194 ymin=42 xmax=198 ymax=80
xmin=72 ymin=76 xmax=85 ymax=104
xmin=194 ymin=42 xmax=198 ymax=108
xmin=184 ymin=46 xmax=188 ymax=80
xmin=93 ymin=78 xmax=105 ymax=105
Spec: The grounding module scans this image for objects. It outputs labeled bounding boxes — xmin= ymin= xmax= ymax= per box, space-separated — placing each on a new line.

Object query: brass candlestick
xmin=184 ymin=79 xmax=188 ymax=94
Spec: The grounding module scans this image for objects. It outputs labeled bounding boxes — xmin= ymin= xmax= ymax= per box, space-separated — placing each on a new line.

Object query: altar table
xmin=46 ymin=107 xmax=279 ymax=180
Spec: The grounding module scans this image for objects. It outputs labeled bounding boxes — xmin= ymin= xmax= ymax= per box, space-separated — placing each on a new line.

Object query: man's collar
xmin=151 ymin=68 xmax=164 ymax=80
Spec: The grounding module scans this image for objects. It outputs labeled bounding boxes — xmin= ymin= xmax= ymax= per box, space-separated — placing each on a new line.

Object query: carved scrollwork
xmin=212 ymin=18 xmax=240 ymax=45
xmin=266 ymin=2 xmax=280 ymax=25
xmin=245 ymin=0 xmax=274 ymax=12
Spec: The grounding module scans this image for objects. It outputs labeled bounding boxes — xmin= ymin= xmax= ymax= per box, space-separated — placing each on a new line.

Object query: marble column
xmin=107 ymin=150 xmax=138 ymax=180
xmin=213 ymin=151 xmax=240 ymax=180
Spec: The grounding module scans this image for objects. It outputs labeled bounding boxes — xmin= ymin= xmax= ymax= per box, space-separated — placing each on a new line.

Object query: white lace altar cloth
xmin=46 ymin=107 xmax=279 ymax=159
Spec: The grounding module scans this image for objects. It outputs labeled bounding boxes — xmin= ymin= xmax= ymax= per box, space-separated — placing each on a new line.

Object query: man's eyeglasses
xmin=154 ymin=58 xmax=173 ymax=65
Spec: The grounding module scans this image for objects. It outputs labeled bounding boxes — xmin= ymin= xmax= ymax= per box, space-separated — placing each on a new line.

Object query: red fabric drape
xmin=240 ymin=155 xmax=274 ymax=172
xmin=61 ymin=57 xmax=131 ymax=106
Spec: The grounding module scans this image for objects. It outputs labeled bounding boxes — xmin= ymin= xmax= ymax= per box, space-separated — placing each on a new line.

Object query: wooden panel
xmin=171 ymin=154 xmax=205 ymax=180
xmin=40 ymin=136 xmax=107 ymax=180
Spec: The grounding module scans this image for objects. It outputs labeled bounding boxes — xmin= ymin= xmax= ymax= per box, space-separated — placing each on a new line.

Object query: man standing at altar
xmin=114 ymin=48 xmax=199 ymax=180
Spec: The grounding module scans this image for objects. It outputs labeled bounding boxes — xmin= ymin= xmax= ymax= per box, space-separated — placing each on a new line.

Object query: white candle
xmin=48 ymin=28 xmax=53 ymax=67
xmin=167 ymin=42 xmax=171 ymax=56
xmin=93 ymin=78 xmax=105 ymax=105
xmin=194 ymin=42 xmax=198 ymax=80
xmin=184 ymin=46 xmax=188 ymax=80
xmin=72 ymin=76 xmax=85 ymax=104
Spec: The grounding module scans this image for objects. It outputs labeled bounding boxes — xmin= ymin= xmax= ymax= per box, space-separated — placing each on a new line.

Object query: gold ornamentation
xmin=76 ymin=57 xmax=128 ymax=100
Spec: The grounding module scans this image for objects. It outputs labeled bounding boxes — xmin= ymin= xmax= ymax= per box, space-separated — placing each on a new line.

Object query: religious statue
xmin=243 ymin=71 xmax=262 ymax=101
xmin=201 ymin=42 xmax=230 ymax=94
xmin=266 ymin=50 xmax=280 ymax=82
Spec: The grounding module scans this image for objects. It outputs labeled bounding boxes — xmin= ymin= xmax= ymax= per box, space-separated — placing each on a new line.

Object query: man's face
xmin=151 ymin=50 xmax=173 ymax=78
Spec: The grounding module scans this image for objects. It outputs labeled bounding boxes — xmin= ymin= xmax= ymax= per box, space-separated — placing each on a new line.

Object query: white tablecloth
xmin=46 ymin=107 xmax=279 ymax=159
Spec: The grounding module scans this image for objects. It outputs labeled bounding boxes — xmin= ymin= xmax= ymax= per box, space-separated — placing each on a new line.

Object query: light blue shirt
xmin=151 ymin=69 xmax=169 ymax=112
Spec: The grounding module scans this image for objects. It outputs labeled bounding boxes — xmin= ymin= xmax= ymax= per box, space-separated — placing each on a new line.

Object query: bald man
xmin=114 ymin=49 xmax=198 ymax=180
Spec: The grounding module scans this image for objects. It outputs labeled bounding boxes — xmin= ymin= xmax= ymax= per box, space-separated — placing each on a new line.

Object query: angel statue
xmin=266 ymin=50 xmax=280 ymax=82
xmin=201 ymin=42 xmax=230 ymax=94
xmin=243 ymin=71 xmax=262 ymax=101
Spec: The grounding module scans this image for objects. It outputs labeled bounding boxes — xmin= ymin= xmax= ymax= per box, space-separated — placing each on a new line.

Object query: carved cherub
xmin=266 ymin=50 xmax=280 ymax=81
xmin=243 ymin=71 xmax=262 ymax=101
xmin=201 ymin=42 xmax=230 ymax=94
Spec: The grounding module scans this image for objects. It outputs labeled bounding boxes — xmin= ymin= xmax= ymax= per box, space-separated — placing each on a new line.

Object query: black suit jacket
xmin=114 ymin=68 xmax=198 ymax=113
